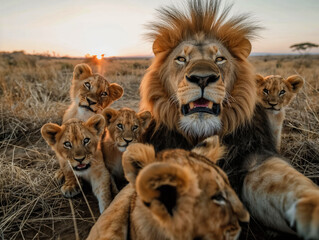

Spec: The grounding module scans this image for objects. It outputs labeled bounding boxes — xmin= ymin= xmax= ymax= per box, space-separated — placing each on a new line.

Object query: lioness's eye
xmin=101 ymin=92 xmax=108 ymax=97
xmin=117 ymin=123 xmax=123 ymax=130
xmin=263 ymin=88 xmax=269 ymax=94
xmin=279 ymin=90 xmax=286 ymax=96
xmin=83 ymin=138 xmax=90 ymax=145
xmin=211 ymin=193 xmax=226 ymax=204
xmin=132 ymin=125 xmax=138 ymax=131
xmin=215 ymin=56 xmax=226 ymax=63
xmin=63 ymin=141 xmax=72 ymax=149
xmin=175 ymin=56 xmax=186 ymax=63
xmin=84 ymin=82 xmax=91 ymax=90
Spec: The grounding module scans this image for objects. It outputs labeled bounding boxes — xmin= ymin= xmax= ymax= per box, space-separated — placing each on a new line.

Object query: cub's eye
xmin=101 ymin=92 xmax=108 ymax=97
xmin=279 ymin=90 xmax=286 ymax=96
xmin=83 ymin=138 xmax=90 ymax=145
xmin=263 ymin=88 xmax=269 ymax=94
xmin=211 ymin=193 xmax=226 ymax=204
xmin=63 ymin=141 xmax=72 ymax=149
xmin=215 ymin=56 xmax=226 ymax=63
xmin=117 ymin=123 xmax=123 ymax=130
xmin=175 ymin=56 xmax=187 ymax=63
xmin=84 ymin=82 xmax=91 ymax=90
xmin=132 ymin=125 xmax=138 ymax=131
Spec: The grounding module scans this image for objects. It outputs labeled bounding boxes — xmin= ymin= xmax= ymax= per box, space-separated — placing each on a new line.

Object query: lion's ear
xmin=192 ymin=136 xmax=225 ymax=164
xmin=285 ymin=75 xmax=304 ymax=93
xmin=122 ymin=143 xmax=156 ymax=185
xmin=137 ymin=111 xmax=152 ymax=130
xmin=108 ymin=83 xmax=124 ymax=101
xmin=255 ymin=74 xmax=265 ymax=86
xmin=73 ymin=63 xmax=93 ymax=81
xmin=101 ymin=108 xmax=119 ymax=127
xmin=152 ymin=38 xmax=162 ymax=55
xmin=136 ymin=162 xmax=199 ymax=219
xmin=41 ymin=123 xmax=62 ymax=146
xmin=85 ymin=114 xmax=105 ymax=136
xmin=240 ymin=38 xmax=252 ymax=58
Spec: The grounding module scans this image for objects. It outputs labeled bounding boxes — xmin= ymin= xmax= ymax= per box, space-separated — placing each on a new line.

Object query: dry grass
xmin=0 ymin=52 xmax=318 ymax=239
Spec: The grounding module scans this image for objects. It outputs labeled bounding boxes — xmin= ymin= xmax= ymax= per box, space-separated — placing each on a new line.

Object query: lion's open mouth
xmin=181 ymin=98 xmax=221 ymax=116
xmin=73 ymin=163 xmax=91 ymax=171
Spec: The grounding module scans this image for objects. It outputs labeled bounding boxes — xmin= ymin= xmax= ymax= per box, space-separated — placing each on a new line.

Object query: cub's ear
xmin=85 ymin=114 xmax=105 ymax=136
xmin=192 ymin=136 xmax=225 ymax=164
xmin=122 ymin=143 xmax=155 ymax=185
xmin=108 ymin=83 xmax=124 ymax=101
xmin=137 ymin=111 xmax=152 ymax=130
xmin=255 ymin=74 xmax=265 ymax=86
xmin=41 ymin=123 xmax=62 ymax=146
xmin=101 ymin=108 xmax=119 ymax=127
xmin=285 ymin=75 xmax=304 ymax=93
xmin=136 ymin=162 xmax=199 ymax=220
xmin=73 ymin=63 xmax=93 ymax=81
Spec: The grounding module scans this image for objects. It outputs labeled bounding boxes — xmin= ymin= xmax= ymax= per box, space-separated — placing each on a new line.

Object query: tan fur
xmin=256 ymin=74 xmax=304 ymax=150
xmin=101 ymin=108 xmax=152 ymax=190
xmin=41 ymin=115 xmax=112 ymax=213
xmin=63 ymin=63 xmax=124 ymax=122
xmin=87 ymin=136 xmax=249 ymax=240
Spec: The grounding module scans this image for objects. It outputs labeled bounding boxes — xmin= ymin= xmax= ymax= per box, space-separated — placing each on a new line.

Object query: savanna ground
xmin=0 ymin=51 xmax=318 ymax=240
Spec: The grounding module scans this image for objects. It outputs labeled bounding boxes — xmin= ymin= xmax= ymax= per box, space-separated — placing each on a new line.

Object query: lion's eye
xmin=211 ymin=192 xmax=226 ymax=204
xmin=175 ymin=56 xmax=187 ymax=63
xmin=83 ymin=138 xmax=90 ymax=145
xmin=84 ymin=82 xmax=91 ymax=90
xmin=101 ymin=92 xmax=108 ymax=97
xmin=132 ymin=125 xmax=138 ymax=131
xmin=279 ymin=90 xmax=286 ymax=96
xmin=263 ymin=88 xmax=269 ymax=95
xmin=63 ymin=141 xmax=72 ymax=149
xmin=117 ymin=123 xmax=123 ymax=130
xmin=215 ymin=56 xmax=226 ymax=63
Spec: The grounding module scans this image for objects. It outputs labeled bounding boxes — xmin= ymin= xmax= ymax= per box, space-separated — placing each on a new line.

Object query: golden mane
xmin=140 ymin=0 xmax=260 ymax=135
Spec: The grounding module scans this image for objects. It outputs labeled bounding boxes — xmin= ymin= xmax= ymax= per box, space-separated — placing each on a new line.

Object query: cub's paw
xmin=289 ymin=195 xmax=319 ymax=239
xmin=54 ymin=169 xmax=64 ymax=184
xmin=61 ymin=183 xmax=80 ymax=198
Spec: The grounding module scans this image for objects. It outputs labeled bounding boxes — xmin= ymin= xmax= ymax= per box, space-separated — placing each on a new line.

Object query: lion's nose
xmin=186 ymin=74 xmax=220 ymax=89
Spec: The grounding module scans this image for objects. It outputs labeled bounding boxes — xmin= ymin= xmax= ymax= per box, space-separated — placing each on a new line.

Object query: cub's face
xmin=41 ymin=115 xmax=105 ymax=172
xmin=165 ymin=40 xmax=235 ymax=137
xmin=123 ymin=136 xmax=249 ymax=240
xmin=256 ymin=74 xmax=304 ymax=111
xmin=71 ymin=64 xmax=123 ymax=114
xmin=102 ymin=108 xmax=152 ymax=152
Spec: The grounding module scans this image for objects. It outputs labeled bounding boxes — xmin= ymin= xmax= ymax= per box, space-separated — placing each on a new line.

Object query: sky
xmin=1 ymin=0 xmax=319 ymax=57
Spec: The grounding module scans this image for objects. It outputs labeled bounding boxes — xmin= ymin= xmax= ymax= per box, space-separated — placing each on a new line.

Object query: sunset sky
xmin=1 ymin=0 xmax=319 ymax=57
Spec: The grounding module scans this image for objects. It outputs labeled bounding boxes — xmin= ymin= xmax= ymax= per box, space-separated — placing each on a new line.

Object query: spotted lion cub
xmin=256 ymin=74 xmax=304 ymax=151
xmin=41 ymin=115 xmax=112 ymax=213
xmin=101 ymin=107 xmax=152 ymax=190
xmin=63 ymin=63 xmax=124 ymax=122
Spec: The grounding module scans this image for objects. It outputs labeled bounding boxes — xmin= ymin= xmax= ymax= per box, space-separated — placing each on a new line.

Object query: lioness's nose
xmin=186 ymin=74 xmax=220 ymax=89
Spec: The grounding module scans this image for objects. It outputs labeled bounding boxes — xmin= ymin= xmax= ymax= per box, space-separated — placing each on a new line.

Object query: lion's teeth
xmin=189 ymin=102 xmax=194 ymax=109
xmin=208 ymin=101 xmax=213 ymax=109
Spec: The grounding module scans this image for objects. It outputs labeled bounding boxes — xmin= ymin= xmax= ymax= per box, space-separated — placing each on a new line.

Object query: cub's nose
xmin=268 ymin=102 xmax=278 ymax=107
xmin=123 ymin=138 xmax=133 ymax=144
xmin=86 ymin=97 xmax=97 ymax=105
xmin=186 ymin=74 xmax=220 ymax=89
xmin=74 ymin=156 xmax=85 ymax=163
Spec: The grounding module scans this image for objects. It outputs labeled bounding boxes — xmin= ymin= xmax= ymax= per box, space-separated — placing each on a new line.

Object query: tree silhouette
xmin=290 ymin=42 xmax=318 ymax=54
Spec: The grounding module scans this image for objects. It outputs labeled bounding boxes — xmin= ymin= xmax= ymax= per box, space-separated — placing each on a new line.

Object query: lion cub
xmin=101 ymin=107 xmax=152 ymax=190
xmin=63 ymin=63 xmax=124 ymax=122
xmin=256 ymin=74 xmax=304 ymax=151
xmin=41 ymin=115 xmax=112 ymax=213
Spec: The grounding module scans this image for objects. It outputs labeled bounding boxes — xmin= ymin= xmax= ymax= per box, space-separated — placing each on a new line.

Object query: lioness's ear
xmin=255 ymin=74 xmax=265 ymax=86
xmin=192 ymin=136 xmax=225 ymax=164
xmin=225 ymin=186 xmax=250 ymax=223
xmin=285 ymin=75 xmax=304 ymax=93
xmin=85 ymin=114 xmax=105 ymax=136
xmin=41 ymin=123 xmax=62 ymax=146
xmin=101 ymin=108 xmax=119 ymax=127
xmin=122 ymin=143 xmax=155 ymax=185
xmin=73 ymin=63 xmax=93 ymax=81
xmin=108 ymin=83 xmax=124 ymax=101
xmin=137 ymin=111 xmax=152 ymax=130
xmin=136 ymin=162 xmax=199 ymax=219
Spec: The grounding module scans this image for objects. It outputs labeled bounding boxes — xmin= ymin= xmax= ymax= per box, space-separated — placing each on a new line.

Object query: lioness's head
xmin=123 ymin=136 xmax=249 ymax=240
xmin=41 ymin=115 xmax=105 ymax=172
xmin=140 ymin=0 xmax=259 ymax=138
xmin=71 ymin=64 xmax=123 ymax=114
xmin=256 ymin=74 xmax=304 ymax=111
xmin=102 ymin=108 xmax=152 ymax=152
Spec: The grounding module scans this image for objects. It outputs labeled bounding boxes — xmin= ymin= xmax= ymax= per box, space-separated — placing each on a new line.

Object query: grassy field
xmin=0 ymin=51 xmax=318 ymax=239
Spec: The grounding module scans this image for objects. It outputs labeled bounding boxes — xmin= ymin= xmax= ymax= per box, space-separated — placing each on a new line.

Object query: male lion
xmin=87 ymin=136 xmax=249 ymax=240
xmin=139 ymin=0 xmax=319 ymax=239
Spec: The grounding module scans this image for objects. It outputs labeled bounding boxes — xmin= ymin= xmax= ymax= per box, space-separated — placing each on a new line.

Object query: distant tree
xmin=290 ymin=42 xmax=318 ymax=54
